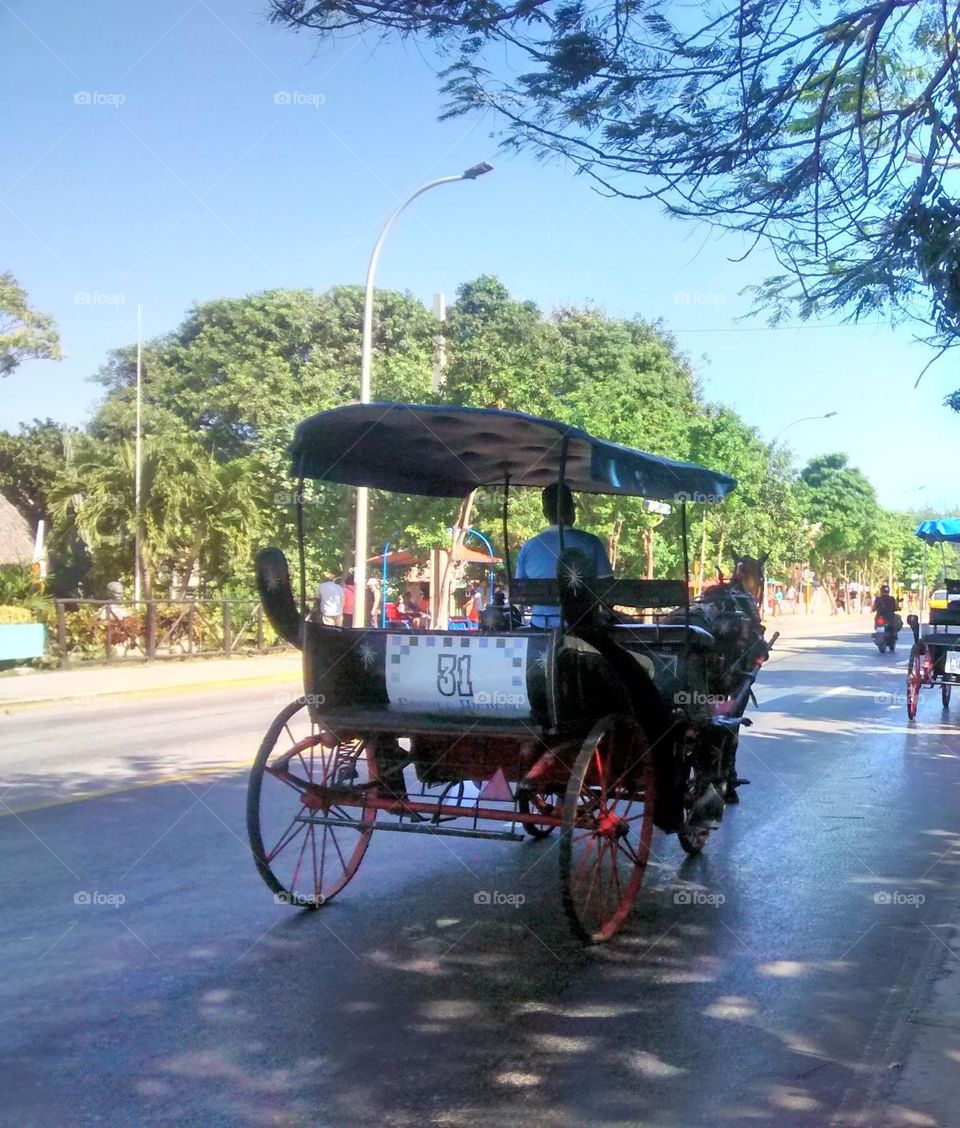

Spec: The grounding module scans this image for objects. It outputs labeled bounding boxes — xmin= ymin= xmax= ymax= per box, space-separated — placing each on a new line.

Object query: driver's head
xmin=543 ymin=482 xmax=575 ymax=526
xmin=881 ymin=584 xmax=890 ymax=595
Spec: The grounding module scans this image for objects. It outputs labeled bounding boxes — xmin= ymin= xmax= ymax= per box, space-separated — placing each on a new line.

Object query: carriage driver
xmin=516 ymin=482 xmax=613 ymax=628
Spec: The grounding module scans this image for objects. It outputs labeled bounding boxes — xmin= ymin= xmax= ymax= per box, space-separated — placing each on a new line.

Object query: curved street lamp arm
xmin=353 ymin=165 xmax=492 ymax=626
xmin=360 ymin=175 xmax=467 ymax=401
xmin=769 ymin=412 xmax=837 ymax=448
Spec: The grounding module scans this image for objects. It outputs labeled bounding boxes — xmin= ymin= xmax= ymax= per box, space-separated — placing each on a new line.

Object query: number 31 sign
xmin=386 ymin=634 xmax=530 ymax=714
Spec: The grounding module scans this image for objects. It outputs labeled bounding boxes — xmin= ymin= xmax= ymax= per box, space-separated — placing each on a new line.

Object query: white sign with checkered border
xmin=386 ymin=634 xmax=531 ymax=714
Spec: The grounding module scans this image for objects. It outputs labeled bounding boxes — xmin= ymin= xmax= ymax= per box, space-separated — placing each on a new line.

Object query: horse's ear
xmin=758 ymin=552 xmax=770 ymax=567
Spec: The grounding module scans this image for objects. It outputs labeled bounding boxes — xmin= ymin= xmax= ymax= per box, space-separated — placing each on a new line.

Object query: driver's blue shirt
xmin=515 ymin=526 xmax=613 ymax=628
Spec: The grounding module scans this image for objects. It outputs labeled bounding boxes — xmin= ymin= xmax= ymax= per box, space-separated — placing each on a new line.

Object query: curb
xmin=0 ymin=669 xmax=301 ymax=713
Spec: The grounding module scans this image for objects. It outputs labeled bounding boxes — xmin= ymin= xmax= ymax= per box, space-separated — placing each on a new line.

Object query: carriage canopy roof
xmin=915 ymin=518 xmax=960 ymax=545
xmin=291 ymin=402 xmax=737 ymax=502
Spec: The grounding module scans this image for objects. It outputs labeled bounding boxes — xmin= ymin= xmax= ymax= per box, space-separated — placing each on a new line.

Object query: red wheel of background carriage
xmin=518 ymin=790 xmax=564 ymax=838
xmin=559 ymin=714 xmax=656 ymax=943
xmin=906 ymin=649 xmax=923 ymax=721
xmin=247 ymin=699 xmax=377 ymax=907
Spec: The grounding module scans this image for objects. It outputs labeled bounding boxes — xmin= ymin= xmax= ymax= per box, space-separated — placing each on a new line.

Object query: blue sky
xmin=2 ymin=0 xmax=957 ymax=511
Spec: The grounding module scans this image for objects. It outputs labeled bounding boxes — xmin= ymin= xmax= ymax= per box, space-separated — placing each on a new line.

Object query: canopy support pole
xmin=681 ymin=499 xmax=691 ymax=671
xmin=557 ymin=435 xmax=570 ymax=557
xmin=502 ymin=478 xmax=512 ymax=604
xmin=295 ymin=461 xmax=307 ymax=641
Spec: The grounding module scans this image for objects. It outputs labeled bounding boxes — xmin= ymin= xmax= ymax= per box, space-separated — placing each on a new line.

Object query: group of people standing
xmin=313 ymin=572 xmax=380 ymax=627
xmin=313 ymin=569 xmax=497 ymax=630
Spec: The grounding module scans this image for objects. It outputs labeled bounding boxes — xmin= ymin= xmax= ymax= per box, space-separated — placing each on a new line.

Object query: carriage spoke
xmin=264 ymin=808 xmax=309 ymax=863
xmin=328 ymin=827 xmax=350 ymax=874
xmin=290 ymin=822 xmax=313 ymax=893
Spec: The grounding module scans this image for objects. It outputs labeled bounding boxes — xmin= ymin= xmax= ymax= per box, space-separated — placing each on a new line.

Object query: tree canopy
xmin=270 ymin=0 xmax=960 ymax=402
xmin=0 ymin=275 xmax=935 ymax=600
xmin=1 ymin=272 xmax=61 ymax=377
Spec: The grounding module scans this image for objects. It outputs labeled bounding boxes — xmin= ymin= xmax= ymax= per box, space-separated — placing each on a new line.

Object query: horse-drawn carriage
xmin=906 ymin=519 xmax=960 ymax=720
xmin=248 ymin=403 xmax=773 ymax=942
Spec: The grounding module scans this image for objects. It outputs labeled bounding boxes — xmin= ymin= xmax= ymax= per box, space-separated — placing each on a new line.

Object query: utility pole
xmin=432 ymin=292 xmax=446 ymax=393
xmin=134 ymin=304 xmax=143 ymax=604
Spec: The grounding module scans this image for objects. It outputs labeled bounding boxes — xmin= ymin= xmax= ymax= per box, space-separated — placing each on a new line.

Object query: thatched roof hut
xmin=0 ymin=493 xmax=34 ymax=566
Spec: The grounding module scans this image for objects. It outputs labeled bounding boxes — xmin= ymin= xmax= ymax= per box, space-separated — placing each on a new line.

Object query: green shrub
xmin=0 ymin=605 xmax=34 ymax=624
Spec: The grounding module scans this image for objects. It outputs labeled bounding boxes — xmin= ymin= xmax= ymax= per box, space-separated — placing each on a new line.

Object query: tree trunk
xmin=435 ymin=491 xmax=475 ymax=628
xmin=608 ymin=514 xmax=623 ymax=570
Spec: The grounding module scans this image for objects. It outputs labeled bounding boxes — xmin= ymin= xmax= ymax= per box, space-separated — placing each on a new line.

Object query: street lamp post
xmin=768 ymin=411 xmax=837 ymax=448
xmin=771 ymin=410 xmax=839 ymax=448
xmin=767 ymin=412 xmax=836 ymax=616
xmin=352 ymin=163 xmax=493 ymax=626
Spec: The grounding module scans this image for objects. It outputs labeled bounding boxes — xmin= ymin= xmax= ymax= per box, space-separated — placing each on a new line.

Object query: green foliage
xmin=0 ymin=419 xmax=91 ymax=596
xmin=270 ymin=0 xmax=960 ymax=402
xmin=0 ymin=272 xmax=61 ymax=377
xmin=49 ymin=428 xmax=266 ymax=597
xmin=0 ymin=605 xmax=34 ymax=624
xmin=0 ymin=418 xmax=78 ymax=527
xmin=798 ymin=452 xmax=889 ymax=585
xmin=5 ymin=273 xmax=929 ymax=599
xmin=0 ymin=566 xmax=53 ymax=622
xmin=0 ymin=564 xmax=35 ymax=604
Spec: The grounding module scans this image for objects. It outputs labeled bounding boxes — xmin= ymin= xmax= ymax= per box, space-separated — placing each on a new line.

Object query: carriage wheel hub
xmin=300 ymin=786 xmax=327 ymax=812
xmin=597 ymin=811 xmax=628 ymax=840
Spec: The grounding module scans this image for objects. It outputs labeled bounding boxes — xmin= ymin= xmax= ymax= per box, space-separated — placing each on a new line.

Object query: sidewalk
xmin=0 ymin=649 xmax=302 ymax=710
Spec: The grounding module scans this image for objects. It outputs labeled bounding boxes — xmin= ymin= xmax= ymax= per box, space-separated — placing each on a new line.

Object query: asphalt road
xmin=2 ymin=623 xmax=960 ymax=1127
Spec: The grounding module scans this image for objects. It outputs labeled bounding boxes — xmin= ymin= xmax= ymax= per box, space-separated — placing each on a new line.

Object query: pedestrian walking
xmin=314 ymin=576 xmax=344 ymax=625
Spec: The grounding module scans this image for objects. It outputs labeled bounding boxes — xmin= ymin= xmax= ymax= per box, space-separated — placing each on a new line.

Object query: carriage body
xmin=906 ymin=522 xmax=960 ymax=719
xmin=248 ymin=402 xmax=756 ymax=942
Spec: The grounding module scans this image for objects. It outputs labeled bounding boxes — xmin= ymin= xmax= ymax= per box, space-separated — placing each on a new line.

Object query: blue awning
xmin=915 ymin=518 xmax=960 ymax=544
xmin=291 ymin=402 xmax=737 ymax=502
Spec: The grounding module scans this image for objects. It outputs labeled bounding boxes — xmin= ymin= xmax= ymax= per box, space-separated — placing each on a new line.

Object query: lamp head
xmin=462 ymin=162 xmax=493 ymax=180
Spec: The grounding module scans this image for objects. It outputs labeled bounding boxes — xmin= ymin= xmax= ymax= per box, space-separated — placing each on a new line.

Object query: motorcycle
xmin=874 ymin=612 xmax=901 ymax=654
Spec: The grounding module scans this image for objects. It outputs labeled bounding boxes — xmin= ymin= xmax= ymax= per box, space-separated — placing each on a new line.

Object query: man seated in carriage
xmin=515 ymin=483 xmax=613 ymax=628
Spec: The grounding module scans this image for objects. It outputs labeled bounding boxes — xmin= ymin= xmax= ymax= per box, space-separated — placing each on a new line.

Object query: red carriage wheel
xmin=518 ymin=790 xmax=563 ymax=838
xmin=906 ymin=650 xmax=923 ymax=721
xmin=943 ymin=683 xmax=953 ymax=709
xmin=247 ymin=699 xmax=377 ymax=907
xmin=559 ymin=715 xmax=655 ymax=943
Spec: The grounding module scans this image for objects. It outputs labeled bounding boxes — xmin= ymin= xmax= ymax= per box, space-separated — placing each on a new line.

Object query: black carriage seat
xmin=612 ymin=622 xmax=716 ymax=651
xmin=511 ymin=576 xmax=689 ymax=617
xmin=929 ymin=603 xmax=960 ymax=627
xmin=921 ymin=624 xmax=960 ymax=645
xmin=511 ymin=575 xmax=715 ymax=650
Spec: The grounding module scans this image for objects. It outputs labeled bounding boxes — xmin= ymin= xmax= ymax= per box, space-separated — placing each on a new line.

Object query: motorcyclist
xmin=872 ymin=584 xmax=899 ymax=620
